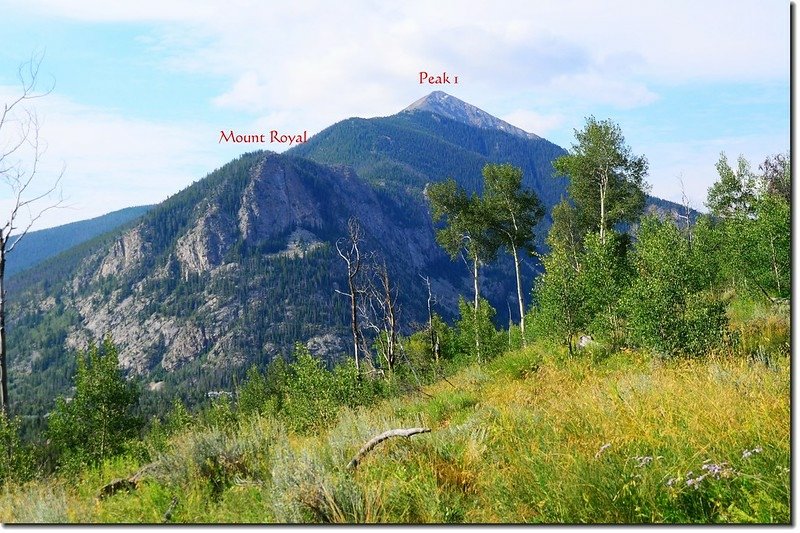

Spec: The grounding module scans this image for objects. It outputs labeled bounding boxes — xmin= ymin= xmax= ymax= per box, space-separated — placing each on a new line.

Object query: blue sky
xmin=0 ymin=0 xmax=789 ymax=228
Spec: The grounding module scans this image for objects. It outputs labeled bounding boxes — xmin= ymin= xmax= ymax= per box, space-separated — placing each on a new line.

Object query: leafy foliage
xmin=719 ymin=196 xmax=789 ymax=299
xmin=482 ymin=163 xmax=544 ymax=334
xmin=482 ymin=163 xmax=544 ymax=253
xmin=705 ymin=152 xmax=790 ymax=299
xmin=428 ymin=177 xmax=499 ymax=267
xmin=706 ymin=153 xmax=757 ymax=218
xmin=454 ymin=297 xmax=504 ymax=363
xmin=530 ymin=245 xmax=585 ymax=353
xmin=552 ymin=116 xmax=648 ymax=239
xmin=531 ymin=230 xmax=631 ymax=351
xmin=547 ymin=198 xmax=582 ymax=258
xmin=0 ymin=413 xmax=33 ymax=486
xmin=281 ymin=345 xmax=338 ymax=433
xmin=47 ymin=338 xmax=142 ymax=468
xmin=758 ymin=152 xmax=790 ymax=204
xmin=621 ymin=217 xmax=727 ymax=356
xmin=579 ymin=232 xmax=633 ymax=346
xmin=237 ymin=359 xmax=288 ymax=418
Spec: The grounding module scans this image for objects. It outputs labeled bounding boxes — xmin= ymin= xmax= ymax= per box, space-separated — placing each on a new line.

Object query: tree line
xmin=321 ymin=114 xmax=789 ymax=375
xmin=0 ymin=114 xmax=788 ymax=485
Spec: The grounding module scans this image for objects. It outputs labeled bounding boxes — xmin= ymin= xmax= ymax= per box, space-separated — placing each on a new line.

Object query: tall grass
xmin=255 ymin=345 xmax=788 ymax=523
xmin=0 ymin=340 xmax=789 ymax=523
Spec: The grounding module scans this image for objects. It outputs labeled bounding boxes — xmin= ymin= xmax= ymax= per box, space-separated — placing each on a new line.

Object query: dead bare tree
xmin=676 ymin=175 xmax=693 ymax=245
xmin=335 ymin=217 xmax=366 ymax=373
xmin=0 ymin=53 xmax=64 ymax=412
xmin=374 ymin=261 xmax=399 ymax=373
xmin=357 ymin=259 xmax=400 ymax=374
xmin=419 ymin=274 xmax=440 ymax=364
xmin=347 ymin=427 xmax=431 ymax=470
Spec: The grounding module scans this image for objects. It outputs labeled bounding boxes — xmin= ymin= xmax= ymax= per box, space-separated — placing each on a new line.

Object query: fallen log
xmin=347 ymin=427 xmax=431 ymax=470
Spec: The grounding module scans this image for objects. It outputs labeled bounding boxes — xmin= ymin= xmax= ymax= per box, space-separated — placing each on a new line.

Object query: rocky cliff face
xmin=24 ymin=152 xmax=454 ymax=382
xmin=237 ymin=156 xmax=323 ymax=245
xmin=97 ymin=225 xmax=149 ymax=278
xmin=175 ymin=205 xmax=237 ymax=275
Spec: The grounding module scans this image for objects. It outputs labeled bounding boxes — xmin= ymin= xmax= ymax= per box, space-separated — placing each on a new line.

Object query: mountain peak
xmin=401 ymin=91 xmax=540 ymax=140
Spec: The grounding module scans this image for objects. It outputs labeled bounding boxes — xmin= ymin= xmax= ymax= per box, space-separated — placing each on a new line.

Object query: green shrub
xmin=622 ymin=217 xmax=727 ymax=356
xmin=282 ymin=345 xmax=338 ymax=433
xmin=331 ymin=359 xmax=388 ymax=409
xmin=46 ymin=337 xmax=142 ymax=470
xmin=455 ymin=297 xmax=503 ymax=363
xmin=237 ymin=365 xmax=270 ymax=416
xmin=270 ymin=445 xmax=373 ymax=523
xmin=202 ymin=394 xmax=236 ymax=431
xmin=0 ymin=413 xmax=34 ymax=486
xmin=149 ymin=421 xmax=278 ymax=499
xmin=237 ymin=358 xmax=289 ymax=418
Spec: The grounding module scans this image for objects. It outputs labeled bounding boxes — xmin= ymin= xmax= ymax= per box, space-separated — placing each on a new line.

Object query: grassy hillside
xmin=1 ymin=337 xmax=788 ymax=524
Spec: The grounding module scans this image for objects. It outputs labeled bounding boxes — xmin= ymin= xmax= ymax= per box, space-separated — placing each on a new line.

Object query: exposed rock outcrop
xmin=98 ymin=225 xmax=149 ymax=278
xmin=175 ymin=206 xmax=236 ymax=275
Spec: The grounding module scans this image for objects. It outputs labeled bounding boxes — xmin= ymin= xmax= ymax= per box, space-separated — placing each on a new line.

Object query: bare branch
xmin=347 ymin=428 xmax=431 ymax=470
xmin=336 ymin=217 xmax=367 ymax=372
xmin=7 ymin=188 xmax=66 ymax=253
xmin=0 ymin=52 xmax=62 ymax=412
xmin=0 ymin=51 xmax=54 ymax=136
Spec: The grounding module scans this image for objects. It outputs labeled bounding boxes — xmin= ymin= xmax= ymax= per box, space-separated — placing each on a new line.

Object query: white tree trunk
xmin=472 ymin=256 xmax=482 ymax=362
xmin=511 ymin=245 xmax=526 ymax=345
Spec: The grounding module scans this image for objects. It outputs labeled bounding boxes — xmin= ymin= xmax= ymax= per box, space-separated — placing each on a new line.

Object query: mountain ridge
xmin=6 ymin=205 xmax=153 ymax=278
xmin=7 ymin=150 xmax=463 ymax=417
xmin=402 ymin=90 xmax=541 ymax=141
xmin=7 ymin=93 xmax=697 ymax=420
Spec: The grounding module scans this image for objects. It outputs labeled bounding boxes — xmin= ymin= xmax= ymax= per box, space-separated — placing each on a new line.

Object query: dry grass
xmin=0 ymin=342 xmax=789 ymax=523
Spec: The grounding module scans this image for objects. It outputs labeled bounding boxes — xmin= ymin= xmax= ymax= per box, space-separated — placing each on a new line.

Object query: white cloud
xmin=0 ymin=0 xmax=789 ymax=225
xmin=546 ymin=72 xmax=660 ymax=109
xmin=212 ymin=71 xmax=271 ymax=112
xmin=7 ymin=1 xmax=788 ymax=131
xmin=501 ymin=109 xmax=565 ymax=137
xmin=4 ymin=0 xmax=220 ymax=22
xmin=0 ymin=86 xmax=235 ymax=228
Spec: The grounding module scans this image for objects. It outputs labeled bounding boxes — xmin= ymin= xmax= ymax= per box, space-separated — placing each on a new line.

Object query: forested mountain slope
xmin=6 ymin=92 xmax=695 ymax=420
xmin=6 ymin=205 xmax=152 ymax=278
xmin=7 ymin=152 xmax=465 ymax=417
